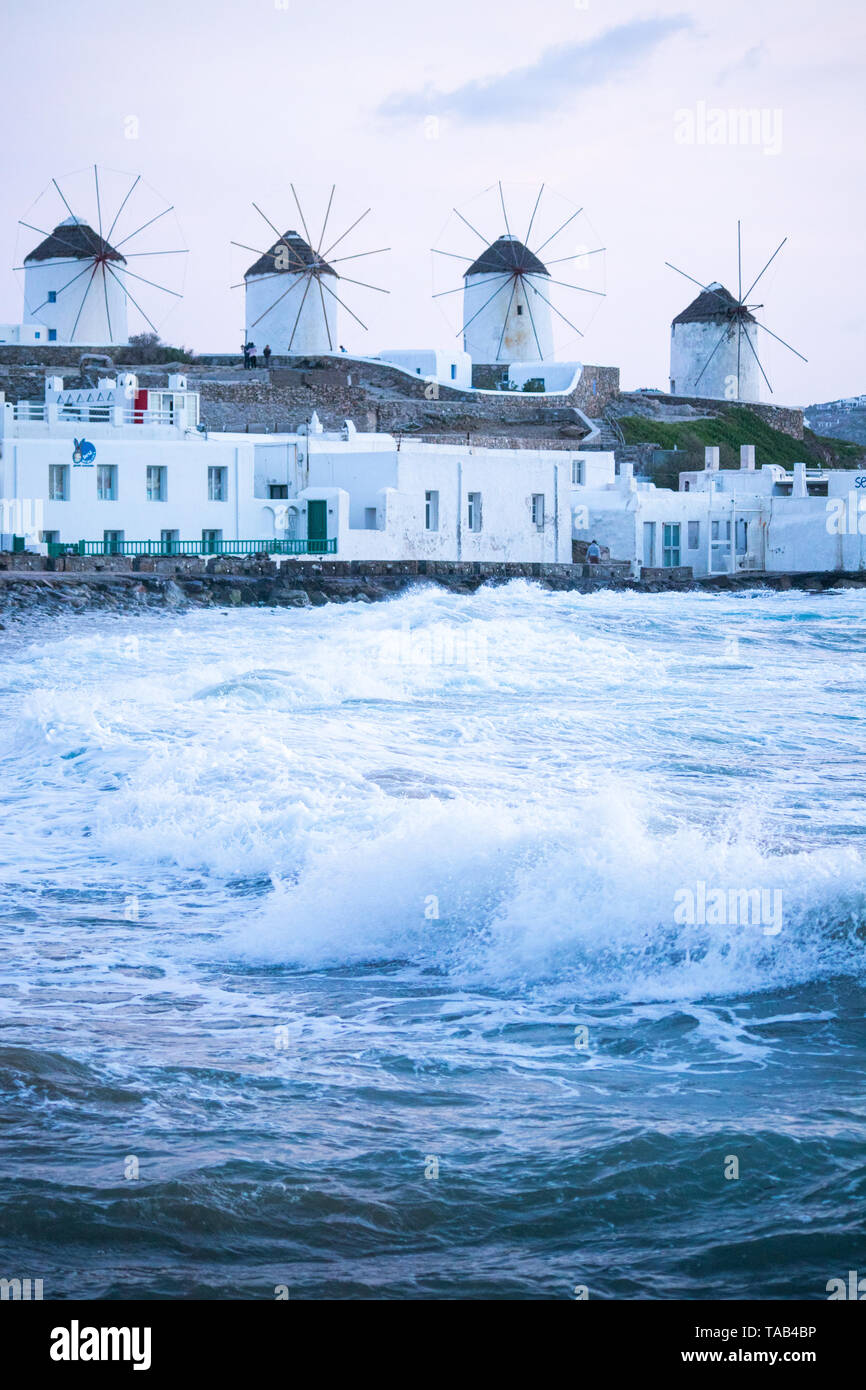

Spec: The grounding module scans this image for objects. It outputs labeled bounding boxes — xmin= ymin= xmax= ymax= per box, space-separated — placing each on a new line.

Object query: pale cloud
xmin=379 ymin=16 xmax=694 ymax=124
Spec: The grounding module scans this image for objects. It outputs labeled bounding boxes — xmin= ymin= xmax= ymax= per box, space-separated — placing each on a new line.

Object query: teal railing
xmin=47 ymin=538 xmax=337 ymax=558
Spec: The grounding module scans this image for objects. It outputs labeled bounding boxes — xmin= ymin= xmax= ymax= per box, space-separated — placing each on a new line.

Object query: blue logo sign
xmin=72 ymin=437 xmax=96 ymax=466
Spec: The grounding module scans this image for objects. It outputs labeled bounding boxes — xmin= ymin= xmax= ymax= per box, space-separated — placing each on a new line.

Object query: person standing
xmin=248 ymin=343 xmax=257 ymax=368
xmin=242 ymin=341 xmax=250 ymax=369
xmin=263 ymin=344 xmax=272 ymax=366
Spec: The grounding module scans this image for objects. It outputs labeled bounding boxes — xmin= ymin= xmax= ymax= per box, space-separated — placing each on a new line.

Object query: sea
xmin=0 ymin=582 xmax=864 ymax=1300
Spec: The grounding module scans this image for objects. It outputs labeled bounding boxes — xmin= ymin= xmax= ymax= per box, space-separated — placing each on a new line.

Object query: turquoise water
xmin=0 ymin=584 xmax=864 ymax=1298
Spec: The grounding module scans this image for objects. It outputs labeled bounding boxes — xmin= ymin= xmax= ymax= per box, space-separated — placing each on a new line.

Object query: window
xmin=202 ymin=529 xmax=222 ymax=554
xmin=662 ymin=523 xmax=681 ymax=568
xmin=269 ymin=484 xmax=288 ymax=499
xmin=161 ymin=529 xmax=180 ymax=554
xmin=41 ymin=530 xmax=59 ymax=545
xmin=364 ymin=507 xmax=378 ymax=530
xmin=572 ymin=459 xmax=584 ymax=486
xmin=104 ymin=530 xmax=124 ymax=555
xmin=47 ymin=291 xmax=57 ymax=304
xmin=642 ymin=521 xmax=656 ymax=568
xmin=516 ymin=304 xmax=523 ymax=316
xmin=683 ymin=480 xmax=690 ymax=491
xmin=687 ymin=520 xmax=700 ymax=549
xmin=97 ymin=464 xmax=117 ymax=501
xmin=146 ymin=466 xmax=166 ymax=501
xmin=48 ymin=330 xmax=57 ymax=342
xmin=49 ymin=464 xmax=69 ymax=501
xmin=425 ymin=490 xmax=439 ymax=531
xmin=736 ymin=519 xmax=749 ymax=554
xmin=450 ymin=364 xmax=457 ymax=380
xmin=34 ymin=332 xmax=40 ymax=340
xmin=208 ymin=466 xmax=227 ymax=502
xmin=467 ymin=492 xmax=482 ymax=532
xmin=531 ymin=494 xmax=545 ymax=529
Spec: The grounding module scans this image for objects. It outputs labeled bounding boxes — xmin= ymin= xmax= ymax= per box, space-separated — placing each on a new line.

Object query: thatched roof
xmin=25 ymin=219 xmax=125 ymax=264
xmin=673 ymin=282 xmax=755 ymax=325
xmin=245 ymin=231 xmax=337 ymax=279
xmin=464 ymin=236 xmax=549 ymax=279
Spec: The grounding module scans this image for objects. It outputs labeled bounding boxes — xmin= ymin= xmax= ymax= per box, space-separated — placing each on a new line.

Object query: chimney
xmin=792 ymin=461 xmax=807 ymax=498
xmin=740 ymin=444 xmax=756 ymax=470
xmin=704 ymin=446 xmax=720 ymax=471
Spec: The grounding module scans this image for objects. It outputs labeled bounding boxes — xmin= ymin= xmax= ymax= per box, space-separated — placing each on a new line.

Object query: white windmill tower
xmin=15 ymin=166 xmax=187 ymax=346
xmin=666 ymin=222 xmax=807 ymax=403
xmin=433 ymin=184 xmax=605 ymax=370
xmin=232 ymin=187 xmax=389 ymax=356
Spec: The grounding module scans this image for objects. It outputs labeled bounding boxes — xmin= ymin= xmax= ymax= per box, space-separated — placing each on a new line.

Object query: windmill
xmin=666 ymin=222 xmax=807 ymax=403
xmin=15 ymin=165 xmax=187 ymax=345
xmin=231 ymin=186 xmax=389 ymax=356
xmin=432 ymin=183 xmax=605 ymax=366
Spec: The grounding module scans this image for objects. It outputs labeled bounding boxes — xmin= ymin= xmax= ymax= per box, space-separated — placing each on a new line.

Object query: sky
xmin=0 ymin=0 xmax=863 ymax=405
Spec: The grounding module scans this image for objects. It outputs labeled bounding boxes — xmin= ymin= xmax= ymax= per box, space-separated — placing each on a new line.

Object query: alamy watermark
xmin=674 ymin=881 xmax=783 ymax=936
xmin=674 ymin=102 xmax=783 ymax=156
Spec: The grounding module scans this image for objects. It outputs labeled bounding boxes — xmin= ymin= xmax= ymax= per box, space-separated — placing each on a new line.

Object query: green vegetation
xmin=617 ymin=407 xmax=864 ymax=489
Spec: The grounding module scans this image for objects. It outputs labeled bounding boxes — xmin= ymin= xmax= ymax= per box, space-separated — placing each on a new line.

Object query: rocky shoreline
xmin=1 ymin=558 xmax=865 ymax=630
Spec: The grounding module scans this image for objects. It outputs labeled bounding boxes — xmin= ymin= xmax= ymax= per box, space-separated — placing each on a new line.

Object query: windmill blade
xmin=104 ymin=173 xmax=141 ymax=245
xmin=19 ymin=220 xmax=94 ymax=259
xmin=523 ymin=184 xmax=545 ymax=251
xmin=498 ymin=182 xmax=520 ymax=267
xmin=739 ymin=322 xmax=774 ymax=394
xmin=328 ymin=247 xmax=390 ymax=267
xmin=334 ymin=273 xmax=389 ymax=294
xmin=290 ymin=184 xmax=316 ymax=254
xmin=431 ymin=248 xmax=477 ymax=263
xmin=754 ymin=319 xmax=808 ymax=363
xmin=521 ymin=285 xmax=546 ymax=360
xmin=102 ymin=262 xmax=113 ymax=343
xmin=105 ymin=262 xmax=160 ymax=335
xmin=495 ymin=276 xmax=519 ymax=362
xmin=742 ymin=237 xmax=787 ymax=303
xmin=94 ymin=165 xmax=104 ymax=239
xmin=69 ymin=261 xmax=101 ymax=339
xmin=458 ymin=273 xmax=514 ymax=338
xmin=738 ymin=220 xmax=742 ymax=303
xmin=113 ymin=204 xmax=174 ymax=251
xmin=527 ymin=282 xmax=584 ymax=339
xmin=315 ymin=273 xmax=333 ymax=351
xmin=320 ymin=208 xmax=371 ymax=261
xmin=26 ymin=258 xmax=95 ymax=316
xmin=452 ymin=208 xmax=491 ymax=247
xmin=123 ymin=249 xmax=188 ymax=258
xmin=287 ymin=272 xmax=316 ymax=351
xmin=252 ymin=201 xmax=287 ymax=246
xmin=111 ymin=263 xmax=183 ymax=297
xmin=318 ymin=275 xmax=370 ymax=331
xmin=693 ymin=321 xmax=734 ymax=387
xmin=544 ymin=248 xmax=605 ymax=268
xmin=233 ymin=238 xmax=306 ymax=273
xmin=434 ymin=273 xmax=511 ymax=300
xmin=664 ymin=262 xmax=733 ymax=312
xmin=532 ymin=208 xmax=583 ymax=258
xmin=540 ymin=274 xmax=605 ymax=298
xmin=251 ymin=270 xmax=305 ymax=328
xmin=52 ymin=177 xmax=99 ymax=255
xmin=316 ymin=185 xmax=336 ymax=256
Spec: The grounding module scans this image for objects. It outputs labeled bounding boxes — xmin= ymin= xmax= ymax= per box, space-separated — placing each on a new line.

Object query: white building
xmin=0 ymin=373 xmax=588 ymax=563
xmin=3 ymin=375 xmax=861 ymax=576
xmin=244 ymin=232 xmax=337 ymax=356
xmin=11 ymin=217 xmax=129 ymax=346
xmin=378 ymin=349 xmax=472 ymax=391
xmin=463 ymin=236 xmax=554 ymax=364
xmin=573 ymin=445 xmax=866 ymax=576
xmin=670 ymin=283 xmax=761 ymax=403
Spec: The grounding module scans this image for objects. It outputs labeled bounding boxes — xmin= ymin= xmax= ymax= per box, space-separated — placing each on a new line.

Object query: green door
xmin=307 ymin=500 xmax=328 ymax=547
